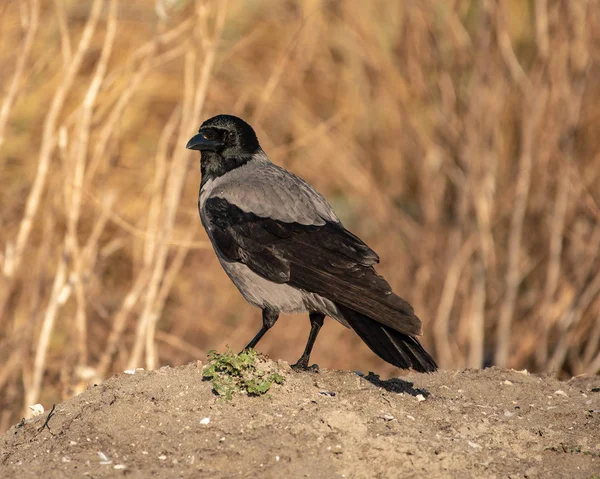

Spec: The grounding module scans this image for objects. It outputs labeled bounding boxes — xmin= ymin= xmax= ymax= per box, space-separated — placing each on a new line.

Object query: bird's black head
xmin=187 ymin=114 xmax=260 ymax=156
xmin=187 ymin=115 xmax=261 ymax=183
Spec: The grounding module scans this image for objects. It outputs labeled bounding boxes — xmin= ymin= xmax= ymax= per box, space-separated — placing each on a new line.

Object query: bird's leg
xmin=243 ymin=308 xmax=279 ymax=351
xmin=292 ymin=312 xmax=325 ymax=372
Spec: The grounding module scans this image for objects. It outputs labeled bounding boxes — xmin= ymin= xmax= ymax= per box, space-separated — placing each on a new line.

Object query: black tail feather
xmin=338 ymin=304 xmax=437 ymax=373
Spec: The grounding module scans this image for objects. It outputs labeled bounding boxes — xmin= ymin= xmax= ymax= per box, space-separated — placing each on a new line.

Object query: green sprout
xmin=202 ymin=348 xmax=285 ymax=400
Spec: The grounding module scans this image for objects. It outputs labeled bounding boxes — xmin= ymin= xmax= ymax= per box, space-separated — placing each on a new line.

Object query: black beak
xmin=186 ymin=133 xmax=220 ymax=151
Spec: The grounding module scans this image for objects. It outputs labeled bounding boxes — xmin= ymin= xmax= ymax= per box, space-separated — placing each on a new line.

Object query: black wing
xmin=205 ymin=197 xmax=422 ymax=336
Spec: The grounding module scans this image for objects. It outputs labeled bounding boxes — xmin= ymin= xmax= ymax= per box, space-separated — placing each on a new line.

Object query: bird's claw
xmin=291 ymin=361 xmax=320 ymax=373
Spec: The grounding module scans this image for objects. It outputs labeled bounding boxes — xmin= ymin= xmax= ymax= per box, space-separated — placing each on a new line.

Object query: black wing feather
xmin=336 ymin=304 xmax=437 ymax=372
xmin=205 ymin=197 xmax=422 ymax=336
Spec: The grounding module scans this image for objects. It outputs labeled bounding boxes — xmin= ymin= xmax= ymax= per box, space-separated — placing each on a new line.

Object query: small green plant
xmin=202 ymin=348 xmax=285 ymax=400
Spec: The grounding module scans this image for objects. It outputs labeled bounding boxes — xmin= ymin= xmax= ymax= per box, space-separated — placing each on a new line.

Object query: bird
xmin=186 ymin=114 xmax=437 ymax=373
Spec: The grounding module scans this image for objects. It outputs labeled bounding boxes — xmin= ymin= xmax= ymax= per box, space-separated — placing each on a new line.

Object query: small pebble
xmin=200 ymin=417 xmax=210 ymax=425
xmin=28 ymin=404 xmax=44 ymax=417
xmin=98 ymin=452 xmax=111 ymax=465
xmin=416 ymin=394 xmax=426 ymax=402
xmin=318 ymin=391 xmax=336 ymax=397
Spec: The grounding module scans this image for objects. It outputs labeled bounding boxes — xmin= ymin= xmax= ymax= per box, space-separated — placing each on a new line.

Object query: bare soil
xmin=1 ymin=360 xmax=599 ymax=478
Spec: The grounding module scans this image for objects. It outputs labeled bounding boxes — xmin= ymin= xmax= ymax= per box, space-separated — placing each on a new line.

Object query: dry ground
xmin=1 ymin=360 xmax=599 ymax=478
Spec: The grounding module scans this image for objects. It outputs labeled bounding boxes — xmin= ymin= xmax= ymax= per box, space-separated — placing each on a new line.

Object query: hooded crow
xmin=187 ymin=114 xmax=437 ymax=373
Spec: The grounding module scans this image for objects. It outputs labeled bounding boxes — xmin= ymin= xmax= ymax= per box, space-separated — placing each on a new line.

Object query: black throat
xmin=200 ymin=152 xmax=253 ymax=187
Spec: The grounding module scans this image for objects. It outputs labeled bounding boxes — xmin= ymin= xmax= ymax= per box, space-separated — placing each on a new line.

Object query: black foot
xmin=291 ymin=361 xmax=320 ymax=373
xmin=291 ymin=312 xmax=325 ymax=373
xmin=243 ymin=308 xmax=279 ymax=351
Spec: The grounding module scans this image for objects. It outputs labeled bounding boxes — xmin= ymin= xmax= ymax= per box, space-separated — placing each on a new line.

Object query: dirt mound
xmin=1 ymin=360 xmax=599 ymax=478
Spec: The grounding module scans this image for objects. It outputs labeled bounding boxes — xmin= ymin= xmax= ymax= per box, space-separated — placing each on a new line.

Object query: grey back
xmin=202 ymin=154 xmax=340 ymax=226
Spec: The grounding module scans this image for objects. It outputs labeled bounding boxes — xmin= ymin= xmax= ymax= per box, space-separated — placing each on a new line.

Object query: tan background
xmin=0 ymin=0 xmax=599 ymax=432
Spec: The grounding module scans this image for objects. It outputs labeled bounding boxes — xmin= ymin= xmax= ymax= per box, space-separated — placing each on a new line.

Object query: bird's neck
xmin=200 ymin=150 xmax=268 ymax=187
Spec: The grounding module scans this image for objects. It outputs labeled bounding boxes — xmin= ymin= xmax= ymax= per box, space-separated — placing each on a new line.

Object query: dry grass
xmin=0 ymin=0 xmax=599 ymax=432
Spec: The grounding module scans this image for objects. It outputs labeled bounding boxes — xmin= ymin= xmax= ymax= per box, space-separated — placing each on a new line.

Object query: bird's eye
xmin=201 ymin=128 xmax=218 ymax=141
xmin=227 ymin=130 xmax=235 ymax=140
